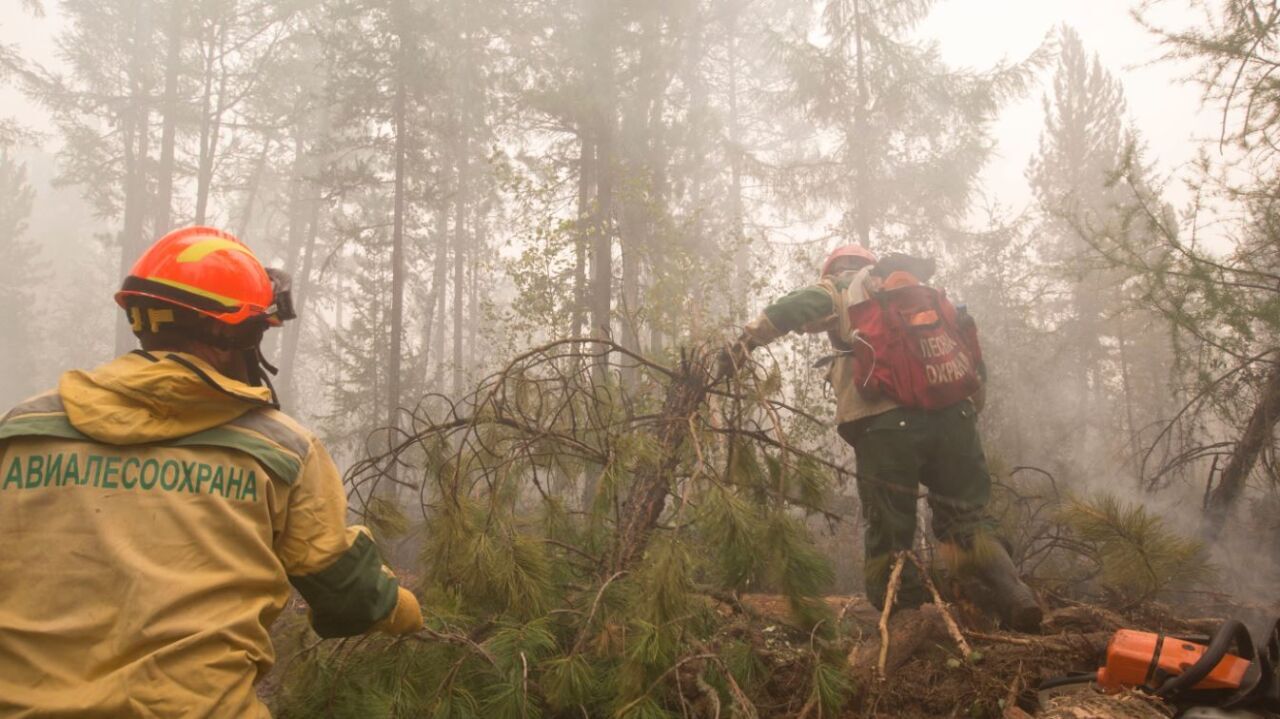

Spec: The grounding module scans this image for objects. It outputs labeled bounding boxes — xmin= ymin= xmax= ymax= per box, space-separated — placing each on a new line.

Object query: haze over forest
xmin=4 ymin=0 xmax=1280 ymax=690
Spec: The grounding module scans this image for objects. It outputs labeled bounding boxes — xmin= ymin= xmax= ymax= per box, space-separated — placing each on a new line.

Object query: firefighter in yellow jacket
xmin=0 ymin=226 xmax=424 ymax=717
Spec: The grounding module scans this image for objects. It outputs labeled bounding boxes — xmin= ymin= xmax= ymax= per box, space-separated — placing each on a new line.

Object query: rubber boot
xmin=944 ymin=538 xmax=1042 ymax=632
xmin=971 ymin=541 xmax=1042 ymax=632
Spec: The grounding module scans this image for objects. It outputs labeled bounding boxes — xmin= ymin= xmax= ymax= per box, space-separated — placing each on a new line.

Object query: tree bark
xmin=588 ymin=1 xmax=616 ymax=378
xmin=387 ymin=19 xmax=408 ymax=433
xmin=452 ymin=152 xmax=468 ymax=399
xmin=726 ymin=3 xmax=747 ymax=318
xmin=115 ymin=0 xmax=153 ymax=356
xmin=419 ymin=199 xmax=449 ymax=382
xmin=572 ymin=134 xmax=594 ymax=347
xmin=278 ymin=100 xmax=329 ymax=406
xmin=608 ymin=353 xmax=712 ymax=574
xmin=153 ymin=0 xmax=183 ymax=234
xmin=851 ymin=0 xmax=872 ymax=247
xmin=234 ymin=134 xmax=273 ymax=239
xmin=467 ymin=204 xmax=481 ymax=368
xmin=1204 ymin=355 xmax=1280 ymax=540
xmin=193 ymin=13 xmax=227 ymax=225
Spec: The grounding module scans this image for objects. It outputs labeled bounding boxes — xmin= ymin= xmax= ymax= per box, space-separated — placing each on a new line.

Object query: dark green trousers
xmin=838 ymin=402 xmax=995 ymax=610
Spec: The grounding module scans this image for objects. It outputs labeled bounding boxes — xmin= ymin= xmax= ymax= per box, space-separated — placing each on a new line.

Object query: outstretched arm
xmin=276 ymin=440 xmax=424 ymax=638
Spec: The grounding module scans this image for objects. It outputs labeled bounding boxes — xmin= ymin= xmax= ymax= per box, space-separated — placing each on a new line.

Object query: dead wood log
xmin=849 ymin=604 xmax=949 ymax=675
xmin=1205 ymin=354 xmax=1280 ymax=540
xmin=1034 ymin=691 xmax=1172 ymax=719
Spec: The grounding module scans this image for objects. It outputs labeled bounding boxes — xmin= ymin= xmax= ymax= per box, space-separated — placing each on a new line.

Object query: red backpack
xmin=844 ymin=284 xmax=982 ymax=411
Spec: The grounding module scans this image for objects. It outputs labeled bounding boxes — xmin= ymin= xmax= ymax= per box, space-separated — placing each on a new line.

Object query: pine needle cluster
xmin=1059 ymin=494 xmax=1213 ymax=606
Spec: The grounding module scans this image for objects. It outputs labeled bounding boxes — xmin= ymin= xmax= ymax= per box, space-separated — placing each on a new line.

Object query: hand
xmin=376 ymin=586 xmax=425 ymax=635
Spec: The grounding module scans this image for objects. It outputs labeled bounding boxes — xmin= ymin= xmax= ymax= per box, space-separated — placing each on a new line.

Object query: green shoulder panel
xmin=288 ymin=532 xmax=400 ymax=638
xmin=0 ymin=401 xmax=305 ymax=486
xmin=167 ymin=426 xmax=303 ymax=485
xmin=0 ymin=413 xmax=89 ymax=443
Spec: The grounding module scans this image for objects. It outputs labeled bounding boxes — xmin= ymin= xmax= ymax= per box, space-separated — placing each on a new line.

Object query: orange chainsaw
xmin=1039 ymin=619 xmax=1280 ymax=718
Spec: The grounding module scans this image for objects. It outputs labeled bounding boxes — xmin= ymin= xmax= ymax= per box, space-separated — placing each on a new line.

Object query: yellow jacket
xmin=0 ymin=351 xmax=421 ymax=718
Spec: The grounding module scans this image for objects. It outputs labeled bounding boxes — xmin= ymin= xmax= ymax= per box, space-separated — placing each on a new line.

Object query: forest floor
xmin=260 ymin=590 xmax=1278 ymax=717
xmin=731 ymin=593 xmax=1274 ymax=718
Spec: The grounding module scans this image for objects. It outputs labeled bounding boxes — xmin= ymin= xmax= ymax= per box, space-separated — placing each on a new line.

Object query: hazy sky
xmin=919 ymin=0 xmax=1218 ymax=215
xmin=1 ymin=0 xmax=1218 ymax=217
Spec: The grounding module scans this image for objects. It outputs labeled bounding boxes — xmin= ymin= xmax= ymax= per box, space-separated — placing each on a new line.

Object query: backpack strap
xmin=817 ymin=276 xmax=861 ymax=345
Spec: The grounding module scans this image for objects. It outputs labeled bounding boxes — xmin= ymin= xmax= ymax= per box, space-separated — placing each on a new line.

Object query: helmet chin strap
xmin=241 ymin=347 xmax=280 ymax=406
xmin=244 ymin=346 xmax=282 ymax=409
xmin=178 ymin=318 xmax=283 ymax=409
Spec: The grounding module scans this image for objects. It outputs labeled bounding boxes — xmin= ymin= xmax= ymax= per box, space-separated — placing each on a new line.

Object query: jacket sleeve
xmin=275 ymin=440 xmax=417 ymax=638
xmin=760 ymin=284 xmax=837 ymax=337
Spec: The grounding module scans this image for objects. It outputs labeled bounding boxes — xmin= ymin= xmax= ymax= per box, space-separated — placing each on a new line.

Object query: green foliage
xmin=700 ymin=487 xmax=764 ymax=590
xmin=421 ymin=497 xmax=554 ymax=620
xmin=615 ymin=695 xmax=676 ymax=719
xmin=541 ymin=653 xmax=599 ymax=710
xmin=366 ymin=494 xmax=410 ymax=544
xmin=279 ymin=342 xmax=850 ymax=717
xmin=1060 ymin=494 xmax=1213 ymax=604
xmin=809 ymin=656 xmax=854 ymax=716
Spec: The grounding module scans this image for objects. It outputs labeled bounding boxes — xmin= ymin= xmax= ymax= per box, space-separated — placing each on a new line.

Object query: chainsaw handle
xmin=1155 ymin=619 xmax=1254 ymax=699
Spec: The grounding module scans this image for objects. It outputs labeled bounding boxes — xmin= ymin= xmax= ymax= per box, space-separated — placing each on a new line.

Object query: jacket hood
xmin=58 ymin=351 xmax=275 ymax=445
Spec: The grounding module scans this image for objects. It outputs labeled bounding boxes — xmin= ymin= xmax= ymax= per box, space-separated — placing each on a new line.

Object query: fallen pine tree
xmin=261 ymin=339 xmax=1238 ymax=718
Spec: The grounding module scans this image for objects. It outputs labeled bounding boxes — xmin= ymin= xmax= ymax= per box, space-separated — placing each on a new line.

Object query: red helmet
xmin=115 ymin=226 xmax=277 ymax=326
xmin=821 ymin=244 xmax=878 ymax=277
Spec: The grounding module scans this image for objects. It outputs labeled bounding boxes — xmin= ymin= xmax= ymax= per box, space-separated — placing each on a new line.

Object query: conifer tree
xmin=1130 ymin=0 xmax=1280 ymax=534
xmin=1027 ymin=26 xmax=1177 ymax=481
xmin=777 ymin=0 xmax=1042 ymax=251
xmin=20 ymin=0 xmax=162 ymax=353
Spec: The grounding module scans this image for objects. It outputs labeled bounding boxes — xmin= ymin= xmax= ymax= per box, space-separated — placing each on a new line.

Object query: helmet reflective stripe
xmin=148 ymin=277 xmax=247 ymax=309
xmin=176 ymin=237 xmax=257 ymax=264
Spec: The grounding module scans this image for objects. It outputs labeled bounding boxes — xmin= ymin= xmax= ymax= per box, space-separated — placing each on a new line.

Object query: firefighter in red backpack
xmin=721 ymin=244 xmax=1042 ymax=632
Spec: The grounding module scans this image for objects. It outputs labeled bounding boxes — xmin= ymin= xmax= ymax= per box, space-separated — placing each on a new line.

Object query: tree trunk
xmin=1116 ymin=311 xmax=1141 ymax=486
xmin=467 ymin=205 xmax=481 ymax=368
xmin=278 ymin=96 xmax=329 ymax=406
xmin=278 ymin=176 xmax=322 ymax=407
xmin=115 ymin=0 xmax=153 ymax=356
xmin=851 ymin=0 xmax=872 ymax=247
xmin=431 ymin=199 xmax=449 ymax=387
xmin=234 ymin=134 xmax=273 ymax=239
xmin=194 ymin=15 xmax=227 ymax=225
xmin=452 ymin=154 xmax=468 ymax=399
xmin=387 ymin=40 xmax=407 ymax=433
xmin=726 ymin=3 xmax=747 ymax=318
xmin=608 ymin=352 xmax=712 ymax=574
xmin=420 ymin=200 xmax=449 ymax=381
xmin=153 ymin=0 xmax=183 ymax=234
xmin=588 ymin=1 xmax=615 ymax=377
xmin=572 ymin=134 xmax=594 ymax=346
xmin=281 ymin=129 xmax=308 ymax=275
xmin=1204 ymin=355 xmax=1280 ymax=540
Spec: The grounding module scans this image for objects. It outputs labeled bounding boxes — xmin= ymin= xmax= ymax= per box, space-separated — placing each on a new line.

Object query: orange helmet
xmin=116 ymin=226 xmax=286 ymax=327
xmin=821 ymin=243 xmax=878 ymax=276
